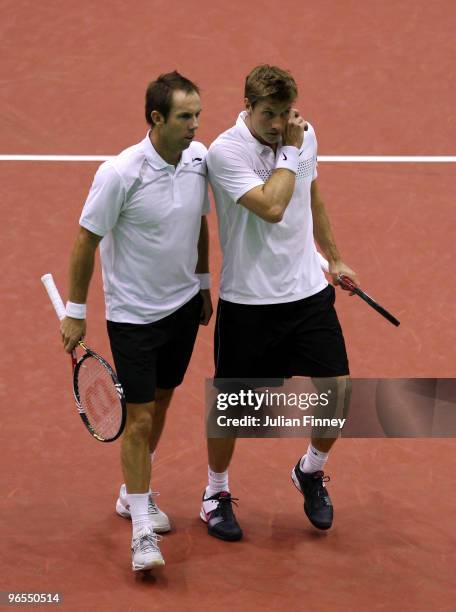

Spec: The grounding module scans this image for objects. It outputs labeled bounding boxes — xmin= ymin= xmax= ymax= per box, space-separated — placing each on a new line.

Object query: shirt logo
xmin=192 ymin=157 xmax=203 ymax=165
xmin=282 ymin=152 xmax=287 ymax=161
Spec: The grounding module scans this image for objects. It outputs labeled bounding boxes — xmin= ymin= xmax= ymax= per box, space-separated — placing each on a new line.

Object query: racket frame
xmin=73 ymin=343 xmax=127 ymax=442
xmin=41 ymin=273 xmax=127 ymax=442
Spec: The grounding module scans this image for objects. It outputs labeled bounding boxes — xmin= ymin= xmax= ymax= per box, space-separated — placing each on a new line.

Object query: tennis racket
xmin=317 ymin=253 xmax=400 ymax=327
xmin=41 ymin=273 xmax=127 ymax=442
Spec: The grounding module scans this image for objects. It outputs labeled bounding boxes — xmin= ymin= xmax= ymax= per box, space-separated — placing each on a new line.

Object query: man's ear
xmin=244 ymin=97 xmax=252 ymax=115
xmin=150 ymin=110 xmax=165 ymax=127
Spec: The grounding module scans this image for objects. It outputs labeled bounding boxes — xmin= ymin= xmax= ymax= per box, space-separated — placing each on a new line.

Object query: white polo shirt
xmin=79 ymin=133 xmax=210 ymax=323
xmin=207 ymin=111 xmax=327 ymax=305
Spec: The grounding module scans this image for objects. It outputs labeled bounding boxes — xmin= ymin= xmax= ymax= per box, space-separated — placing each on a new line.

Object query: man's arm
xmin=238 ymin=110 xmax=307 ymax=223
xmin=311 ymin=179 xmax=359 ymax=286
xmin=61 ymin=227 xmax=102 ymax=352
xmin=239 ymin=168 xmax=298 ymax=223
xmin=195 ymin=215 xmax=213 ymax=325
xmin=196 ymin=215 xmax=209 ymax=274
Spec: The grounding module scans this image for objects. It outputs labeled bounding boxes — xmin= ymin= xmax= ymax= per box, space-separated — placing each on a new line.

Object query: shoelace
xmin=133 ymin=528 xmax=163 ymax=554
xmin=215 ymin=495 xmax=239 ymax=520
xmin=148 ymin=491 xmax=161 ymax=514
xmin=311 ymin=472 xmax=331 ymax=505
xmin=316 ymin=473 xmax=330 ymax=485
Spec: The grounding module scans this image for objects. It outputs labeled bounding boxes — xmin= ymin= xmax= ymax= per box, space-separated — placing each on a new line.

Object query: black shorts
xmin=214 ymin=285 xmax=349 ymax=381
xmin=107 ymin=293 xmax=202 ymax=403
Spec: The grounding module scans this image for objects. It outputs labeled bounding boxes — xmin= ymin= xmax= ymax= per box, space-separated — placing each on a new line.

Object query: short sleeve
xmin=207 ymin=143 xmax=264 ymax=203
xmin=79 ymin=163 xmax=126 ymax=236
xmin=312 ymin=132 xmax=318 ymax=181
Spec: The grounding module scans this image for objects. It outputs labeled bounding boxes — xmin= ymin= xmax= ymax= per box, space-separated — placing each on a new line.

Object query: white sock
xmin=126 ymin=492 xmax=150 ymax=534
xmin=122 ymin=483 xmax=151 ymax=497
xmin=300 ymin=443 xmax=329 ymax=473
xmin=205 ymin=467 xmax=229 ymax=498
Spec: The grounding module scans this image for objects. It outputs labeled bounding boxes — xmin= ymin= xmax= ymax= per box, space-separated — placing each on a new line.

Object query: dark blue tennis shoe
xmin=291 ymin=460 xmax=333 ymax=530
xmin=200 ymin=491 xmax=243 ymax=541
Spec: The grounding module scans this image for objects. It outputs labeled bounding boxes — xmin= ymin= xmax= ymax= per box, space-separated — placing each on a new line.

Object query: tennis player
xmin=202 ymin=64 xmax=358 ymax=540
xmin=60 ymin=71 xmax=213 ymax=570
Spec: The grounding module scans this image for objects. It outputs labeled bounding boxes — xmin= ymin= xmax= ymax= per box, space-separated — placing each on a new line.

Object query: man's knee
xmin=311 ymin=376 xmax=351 ymax=416
xmin=125 ymin=402 xmax=155 ymax=438
xmin=310 ymin=375 xmax=352 ymax=437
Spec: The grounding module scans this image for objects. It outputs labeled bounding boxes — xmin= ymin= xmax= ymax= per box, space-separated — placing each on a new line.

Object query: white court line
xmin=0 ymin=155 xmax=111 ymax=161
xmin=0 ymin=155 xmax=456 ymax=162
xmin=320 ymin=156 xmax=456 ymax=163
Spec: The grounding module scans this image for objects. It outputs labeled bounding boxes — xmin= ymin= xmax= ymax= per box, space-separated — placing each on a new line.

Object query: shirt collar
xmin=143 ymin=131 xmax=170 ymax=169
xmin=142 ymin=130 xmax=191 ymax=169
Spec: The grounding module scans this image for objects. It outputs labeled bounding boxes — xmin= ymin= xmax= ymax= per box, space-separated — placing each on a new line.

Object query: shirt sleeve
xmin=207 ymin=143 xmax=264 ymax=203
xmin=312 ymin=131 xmax=318 ymax=181
xmin=79 ymin=163 xmax=126 ymax=236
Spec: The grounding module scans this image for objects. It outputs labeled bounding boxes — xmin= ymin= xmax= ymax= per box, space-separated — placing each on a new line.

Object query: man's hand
xmin=282 ymin=108 xmax=307 ymax=149
xmin=328 ymin=261 xmax=360 ymax=295
xmin=199 ymin=289 xmax=213 ymax=325
xmin=61 ymin=317 xmax=86 ymax=352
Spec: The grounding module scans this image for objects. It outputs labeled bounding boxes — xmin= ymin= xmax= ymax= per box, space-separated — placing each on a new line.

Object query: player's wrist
xmin=66 ymin=301 xmax=87 ymax=319
xmin=196 ymin=273 xmax=211 ymax=290
xmin=327 ymin=256 xmax=342 ymax=269
xmin=276 ymin=146 xmax=299 ymax=173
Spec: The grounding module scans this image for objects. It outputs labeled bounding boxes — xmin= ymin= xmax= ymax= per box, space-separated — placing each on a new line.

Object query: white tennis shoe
xmin=131 ymin=526 xmax=164 ymax=571
xmin=116 ymin=484 xmax=171 ymax=533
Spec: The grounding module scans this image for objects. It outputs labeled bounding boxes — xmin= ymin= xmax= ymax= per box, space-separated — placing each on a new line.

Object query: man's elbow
xmin=264 ymin=205 xmax=284 ymax=224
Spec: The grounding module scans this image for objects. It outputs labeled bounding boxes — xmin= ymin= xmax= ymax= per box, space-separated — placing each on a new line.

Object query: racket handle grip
xmin=338 ymin=274 xmax=357 ymax=292
xmin=41 ymin=273 xmax=66 ymax=321
xmin=318 ymin=255 xmax=357 ymax=290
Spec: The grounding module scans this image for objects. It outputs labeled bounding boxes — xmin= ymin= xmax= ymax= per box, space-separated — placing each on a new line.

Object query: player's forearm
xmin=195 ymin=216 xmax=209 ymax=274
xmin=240 ymin=168 xmax=297 ymax=223
xmin=68 ymin=227 xmax=101 ymax=304
xmin=312 ymin=195 xmax=341 ymax=264
xmin=262 ymin=169 xmax=296 ymax=219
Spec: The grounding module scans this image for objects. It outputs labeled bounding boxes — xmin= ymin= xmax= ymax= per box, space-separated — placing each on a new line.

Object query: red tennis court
xmin=1 ymin=1 xmax=456 ymax=610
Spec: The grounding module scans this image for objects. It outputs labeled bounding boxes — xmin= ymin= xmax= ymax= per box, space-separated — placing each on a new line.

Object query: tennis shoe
xmin=116 ymin=484 xmax=171 ymax=533
xmin=200 ymin=491 xmax=243 ymax=541
xmin=291 ymin=461 xmax=333 ymax=530
xmin=131 ymin=526 xmax=164 ymax=571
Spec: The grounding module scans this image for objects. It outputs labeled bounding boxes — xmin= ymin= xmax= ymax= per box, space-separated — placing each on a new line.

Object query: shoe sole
xmin=199 ymin=510 xmax=243 ymax=542
xmin=291 ymin=468 xmax=332 ymax=531
xmin=116 ymin=500 xmax=171 ymax=533
xmin=132 ymin=558 xmax=165 ymax=571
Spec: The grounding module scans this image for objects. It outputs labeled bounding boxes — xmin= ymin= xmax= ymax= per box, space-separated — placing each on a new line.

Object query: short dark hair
xmin=244 ymin=64 xmax=297 ymax=107
xmin=145 ymin=71 xmax=200 ymax=126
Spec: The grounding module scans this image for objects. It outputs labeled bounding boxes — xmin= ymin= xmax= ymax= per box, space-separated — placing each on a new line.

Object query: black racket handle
xmin=352 ymin=287 xmax=400 ymax=326
xmin=338 ymin=275 xmax=400 ymax=327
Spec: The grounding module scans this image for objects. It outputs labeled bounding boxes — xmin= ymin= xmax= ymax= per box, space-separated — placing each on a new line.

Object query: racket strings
xmin=77 ymin=356 xmax=123 ymax=439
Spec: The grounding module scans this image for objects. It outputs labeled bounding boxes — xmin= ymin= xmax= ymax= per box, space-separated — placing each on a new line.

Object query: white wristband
xmin=275 ymin=146 xmax=299 ymax=173
xmin=197 ymin=273 xmax=211 ymax=290
xmin=65 ymin=301 xmax=87 ymax=319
